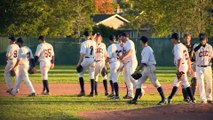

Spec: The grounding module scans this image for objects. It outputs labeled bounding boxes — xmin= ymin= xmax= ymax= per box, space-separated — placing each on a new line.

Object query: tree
xmin=93 ymin=0 xmax=116 ymax=14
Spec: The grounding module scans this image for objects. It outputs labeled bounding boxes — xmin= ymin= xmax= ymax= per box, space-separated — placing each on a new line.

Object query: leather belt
xmin=197 ymin=65 xmax=209 ymax=67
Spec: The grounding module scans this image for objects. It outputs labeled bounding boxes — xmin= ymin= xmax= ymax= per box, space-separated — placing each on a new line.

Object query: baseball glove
xmin=176 ymin=71 xmax=185 ymax=81
xmin=10 ymin=69 xmax=16 ymax=77
xmin=76 ymin=65 xmax=83 ymax=73
xmin=101 ymin=67 xmax=107 ymax=76
xmin=28 ymin=67 xmax=37 ymax=74
xmin=131 ymin=72 xmax=142 ymax=80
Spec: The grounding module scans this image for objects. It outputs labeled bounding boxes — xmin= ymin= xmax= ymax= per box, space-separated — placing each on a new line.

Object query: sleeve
xmin=141 ymin=49 xmax=150 ymax=64
xmin=107 ymin=46 xmax=112 ymax=58
xmin=17 ymin=49 xmax=22 ymax=59
xmin=51 ymin=45 xmax=55 ymax=56
xmin=174 ymin=47 xmax=182 ymax=60
xmin=29 ymin=49 xmax=34 ymax=59
xmin=124 ymin=42 xmax=131 ymax=52
xmin=35 ymin=45 xmax=42 ymax=57
xmin=6 ymin=46 xmax=11 ymax=57
xmin=80 ymin=43 xmax=86 ymax=54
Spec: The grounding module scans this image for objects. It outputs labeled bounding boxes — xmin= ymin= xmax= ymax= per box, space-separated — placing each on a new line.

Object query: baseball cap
xmin=9 ymin=36 xmax=16 ymax=41
xmin=109 ymin=35 xmax=115 ymax=41
xmin=84 ymin=31 xmax=90 ymax=37
xmin=170 ymin=33 xmax=179 ymax=40
xmin=121 ymin=32 xmax=128 ymax=37
xmin=199 ymin=33 xmax=207 ymax=41
xmin=140 ymin=36 xmax=148 ymax=43
xmin=38 ymin=36 xmax=44 ymax=41
xmin=16 ymin=37 xmax=24 ymax=44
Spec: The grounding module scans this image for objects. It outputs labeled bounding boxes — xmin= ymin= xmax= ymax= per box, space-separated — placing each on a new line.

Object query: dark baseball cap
xmin=109 ymin=35 xmax=115 ymax=41
xmin=9 ymin=36 xmax=16 ymax=41
xmin=121 ymin=32 xmax=128 ymax=37
xmin=84 ymin=31 xmax=90 ymax=37
xmin=170 ymin=33 xmax=180 ymax=40
xmin=38 ymin=35 xmax=44 ymax=41
xmin=16 ymin=37 xmax=24 ymax=44
xmin=140 ymin=36 xmax=148 ymax=43
xmin=199 ymin=33 xmax=207 ymax=41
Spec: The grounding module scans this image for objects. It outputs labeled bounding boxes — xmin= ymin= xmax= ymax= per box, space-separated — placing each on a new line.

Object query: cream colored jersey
xmin=6 ymin=44 xmax=19 ymax=60
xmin=80 ymin=40 xmax=96 ymax=58
xmin=173 ymin=43 xmax=189 ymax=66
xmin=95 ymin=43 xmax=107 ymax=61
xmin=17 ymin=46 xmax=34 ymax=65
xmin=107 ymin=43 xmax=118 ymax=63
xmin=122 ymin=39 xmax=137 ymax=63
xmin=35 ymin=42 xmax=54 ymax=62
xmin=141 ymin=46 xmax=156 ymax=65
xmin=194 ymin=43 xmax=213 ymax=66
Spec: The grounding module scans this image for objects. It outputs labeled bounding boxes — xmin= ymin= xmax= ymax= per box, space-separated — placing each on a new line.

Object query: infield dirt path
xmin=0 ymin=83 xmax=185 ymax=97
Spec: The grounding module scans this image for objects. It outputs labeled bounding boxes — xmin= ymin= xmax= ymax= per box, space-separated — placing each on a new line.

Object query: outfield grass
xmin=0 ymin=65 xmax=177 ymax=83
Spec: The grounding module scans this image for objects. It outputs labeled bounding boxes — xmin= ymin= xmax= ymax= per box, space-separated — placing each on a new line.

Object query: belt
xmin=95 ymin=60 xmax=101 ymax=62
xmin=85 ymin=56 xmax=94 ymax=58
xmin=197 ymin=65 xmax=210 ymax=67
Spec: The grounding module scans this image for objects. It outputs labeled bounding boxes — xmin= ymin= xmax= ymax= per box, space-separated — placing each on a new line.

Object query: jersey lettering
xmin=199 ymin=51 xmax=209 ymax=57
xmin=13 ymin=50 xmax=17 ymax=58
xmin=90 ymin=46 xmax=93 ymax=55
xmin=44 ymin=49 xmax=52 ymax=58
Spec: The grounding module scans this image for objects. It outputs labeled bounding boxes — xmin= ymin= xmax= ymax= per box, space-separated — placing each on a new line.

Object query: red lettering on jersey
xmin=199 ymin=51 xmax=209 ymax=57
xmin=13 ymin=50 xmax=17 ymax=58
xmin=96 ymin=48 xmax=103 ymax=53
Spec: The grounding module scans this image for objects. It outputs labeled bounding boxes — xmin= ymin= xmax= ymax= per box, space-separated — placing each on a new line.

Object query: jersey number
xmin=13 ymin=50 xmax=17 ymax=58
xmin=90 ymin=46 xmax=93 ymax=55
xmin=44 ymin=49 xmax=52 ymax=58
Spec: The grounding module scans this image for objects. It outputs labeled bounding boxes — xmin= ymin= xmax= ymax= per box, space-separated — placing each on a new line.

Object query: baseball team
xmin=4 ymin=31 xmax=212 ymax=105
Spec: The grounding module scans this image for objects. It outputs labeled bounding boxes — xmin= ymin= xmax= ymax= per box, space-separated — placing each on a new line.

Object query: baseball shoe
xmin=41 ymin=91 xmax=50 ymax=95
xmin=127 ymin=99 xmax=137 ymax=104
xmin=28 ymin=93 xmax=36 ymax=97
xmin=158 ymin=99 xmax=167 ymax=105
xmin=88 ymin=92 xmax=95 ymax=97
xmin=123 ymin=95 xmax=133 ymax=99
xmin=105 ymin=92 xmax=109 ymax=96
xmin=183 ymin=98 xmax=190 ymax=103
xmin=95 ymin=92 xmax=98 ymax=96
xmin=77 ymin=91 xmax=85 ymax=97
xmin=167 ymin=98 xmax=172 ymax=104
xmin=6 ymin=88 xmax=13 ymax=93
xmin=207 ymin=100 xmax=212 ymax=103
xmin=108 ymin=93 xmax=114 ymax=97
xmin=201 ymin=101 xmax=207 ymax=104
xmin=8 ymin=91 xmax=15 ymax=96
xmin=111 ymin=96 xmax=120 ymax=100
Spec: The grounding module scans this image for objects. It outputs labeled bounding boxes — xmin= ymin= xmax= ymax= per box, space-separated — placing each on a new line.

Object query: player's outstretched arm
xmin=50 ymin=56 xmax=55 ymax=69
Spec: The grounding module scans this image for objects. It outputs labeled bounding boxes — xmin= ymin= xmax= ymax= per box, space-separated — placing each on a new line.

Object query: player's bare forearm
xmin=177 ymin=59 xmax=181 ymax=72
xmin=136 ymin=63 xmax=145 ymax=72
xmin=122 ymin=49 xmax=133 ymax=61
xmin=77 ymin=54 xmax=85 ymax=66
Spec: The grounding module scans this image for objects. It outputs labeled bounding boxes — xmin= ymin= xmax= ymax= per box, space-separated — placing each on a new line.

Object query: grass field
xmin=0 ymin=66 xmax=209 ymax=120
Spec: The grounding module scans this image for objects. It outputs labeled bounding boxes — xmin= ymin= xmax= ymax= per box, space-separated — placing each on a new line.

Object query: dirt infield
xmin=79 ymin=104 xmax=213 ymax=120
xmin=1 ymin=83 xmax=180 ymax=96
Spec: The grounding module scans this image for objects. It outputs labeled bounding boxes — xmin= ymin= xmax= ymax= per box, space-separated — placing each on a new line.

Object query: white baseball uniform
xmin=94 ymin=42 xmax=107 ymax=81
xmin=4 ymin=43 xmax=19 ymax=90
xmin=194 ymin=43 xmax=212 ymax=102
xmin=173 ymin=43 xmax=190 ymax=88
xmin=122 ymin=39 xmax=138 ymax=97
xmin=35 ymin=42 xmax=54 ymax=80
xmin=136 ymin=46 xmax=161 ymax=89
xmin=11 ymin=46 xmax=35 ymax=95
xmin=78 ymin=40 xmax=96 ymax=79
xmin=107 ymin=43 xmax=123 ymax=83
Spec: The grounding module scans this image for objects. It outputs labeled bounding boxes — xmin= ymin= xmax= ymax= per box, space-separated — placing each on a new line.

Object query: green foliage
xmin=93 ymin=24 xmax=121 ymax=37
xmin=123 ymin=0 xmax=212 ymax=37
xmin=0 ymin=0 xmax=95 ymax=37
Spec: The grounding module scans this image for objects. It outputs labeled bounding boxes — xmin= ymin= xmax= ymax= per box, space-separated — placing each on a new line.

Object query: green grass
xmin=0 ymin=65 xmax=177 ymax=83
xmin=0 ymin=94 xmax=192 ymax=120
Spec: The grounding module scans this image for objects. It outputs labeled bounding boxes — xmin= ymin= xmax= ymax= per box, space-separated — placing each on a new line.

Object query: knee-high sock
xmin=191 ymin=77 xmax=197 ymax=96
xmin=43 ymin=80 xmax=49 ymax=93
xmin=109 ymin=80 xmax=114 ymax=93
xmin=103 ymin=80 xmax=108 ymax=93
xmin=113 ymin=82 xmax=119 ymax=96
xmin=79 ymin=77 xmax=84 ymax=92
xmin=168 ymin=86 xmax=178 ymax=99
xmin=90 ymin=79 xmax=95 ymax=94
xmin=45 ymin=80 xmax=49 ymax=93
xmin=133 ymin=88 xmax=141 ymax=101
xmin=157 ymin=87 xmax=165 ymax=101
xmin=95 ymin=81 xmax=98 ymax=95
xmin=186 ymin=87 xmax=194 ymax=101
xmin=182 ymin=87 xmax=189 ymax=100
xmin=42 ymin=80 xmax=46 ymax=92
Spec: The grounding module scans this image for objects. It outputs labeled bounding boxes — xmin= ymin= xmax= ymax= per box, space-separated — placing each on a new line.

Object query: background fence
xmin=0 ymin=37 xmax=212 ymax=66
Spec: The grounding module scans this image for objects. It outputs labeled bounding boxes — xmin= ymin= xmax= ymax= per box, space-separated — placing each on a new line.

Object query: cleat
xmin=108 ymin=93 xmax=114 ymax=97
xmin=105 ymin=92 xmax=109 ymax=96
xmin=88 ymin=92 xmax=95 ymax=97
xmin=207 ymin=100 xmax=212 ymax=103
xmin=6 ymin=88 xmax=13 ymax=93
xmin=77 ymin=91 xmax=85 ymax=97
xmin=8 ymin=91 xmax=15 ymax=96
xmin=158 ymin=99 xmax=167 ymax=105
xmin=201 ymin=101 xmax=207 ymax=104
xmin=95 ymin=92 xmax=98 ymax=96
xmin=167 ymin=98 xmax=172 ymax=104
xmin=111 ymin=96 xmax=120 ymax=100
xmin=123 ymin=95 xmax=133 ymax=99
xmin=183 ymin=98 xmax=190 ymax=103
xmin=127 ymin=99 xmax=137 ymax=104
xmin=28 ymin=93 xmax=36 ymax=97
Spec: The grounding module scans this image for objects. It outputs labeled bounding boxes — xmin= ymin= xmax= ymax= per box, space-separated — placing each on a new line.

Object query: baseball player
xmin=4 ymin=36 xmax=19 ymax=93
xmin=107 ymin=35 xmax=123 ymax=99
xmin=193 ymin=33 xmax=212 ymax=103
xmin=94 ymin=33 xmax=108 ymax=96
xmin=120 ymin=33 xmax=138 ymax=99
xmin=34 ymin=36 xmax=55 ymax=95
xmin=168 ymin=33 xmax=195 ymax=104
xmin=128 ymin=36 xmax=166 ymax=105
xmin=76 ymin=31 xmax=96 ymax=97
xmin=10 ymin=37 xmax=36 ymax=96
xmin=182 ymin=34 xmax=197 ymax=102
